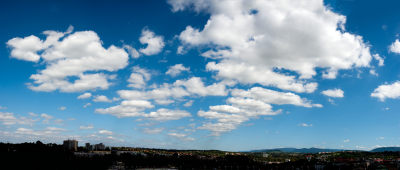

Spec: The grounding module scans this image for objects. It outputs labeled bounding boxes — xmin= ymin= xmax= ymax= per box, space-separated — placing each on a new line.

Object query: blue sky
xmin=1 ymin=0 xmax=400 ymax=151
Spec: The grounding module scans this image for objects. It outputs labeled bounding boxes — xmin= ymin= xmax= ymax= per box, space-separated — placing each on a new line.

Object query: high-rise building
xmin=63 ymin=139 xmax=78 ymax=151
xmin=94 ymin=143 xmax=105 ymax=151
xmin=85 ymin=143 xmax=92 ymax=151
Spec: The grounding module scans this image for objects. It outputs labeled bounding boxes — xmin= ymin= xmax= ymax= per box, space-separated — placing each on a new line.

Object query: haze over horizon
xmin=1 ymin=0 xmax=400 ymax=151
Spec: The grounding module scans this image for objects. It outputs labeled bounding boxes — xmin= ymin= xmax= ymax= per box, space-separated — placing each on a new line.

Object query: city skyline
xmin=1 ymin=0 xmax=400 ymax=151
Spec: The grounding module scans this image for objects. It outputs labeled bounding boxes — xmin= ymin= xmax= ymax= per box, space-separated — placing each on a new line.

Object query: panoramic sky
xmin=1 ymin=0 xmax=400 ymax=151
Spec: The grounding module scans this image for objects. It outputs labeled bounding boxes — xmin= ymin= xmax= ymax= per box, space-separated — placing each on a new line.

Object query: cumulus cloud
xmin=0 ymin=124 xmax=81 ymax=144
xmin=58 ymin=106 xmax=67 ymax=111
xmin=99 ymin=130 xmax=113 ymax=135
xmin=77 ymin=92 xmax=92 ymax=99
xmin=206 ymin=62 xmax=318 ymax=93
xmin=41 ymin=113 xmax=53 ymax=124
xmin=123 ymin=45 xmax=140 ymax=58
xmin=80 ymin=125 xmax=94 ymax=130
xmin=373 ymin=54 xmax=384 ymax=66
xmin=143 ymin=108 xmax=191 ymax=121
xmin=97 ymin=76 xmax=228 ymax=118
xmin=176 ymin=46 xmax=185 ymax=54
xmin=96 ymin=100 xmax=154 ymax=118
xmin=168 ymin=132 xmax=195 ymax=141
xmin=139 ymin=29 xmax=165 ymax=55
xmin=299 ymin=123 xmax=313 ymax=127
xmin=54 ymin=119 xmax=64 ymax=125
xmin=7 ymin=27 xmax=129 ymax=92
xmin=321 ymin=89 xmax=344 ymax=98
xmin=93 ymin=95 xmax=112 ymax=103
xmin=127 ymin=66 xmax=151 ymax=89
xmin=16 ymin=127 xmax=66 ymax=136
xmin=0 ymin=112 xmax=38 ymax=126
xmin=83 ymin=103 xmax=92 ymax=108
xmin=28 ymin=112 xmax=38 ymax=117
xmin=5 ymin=26 xmax=74 ymax=62
xmin=45 ymin=127 xmax=66 ymax=131
xmin=172 ymin=0 xmax=378 ymax=93
xmin=389 ymin=39 xmax=400 ymax=54
xmin=198 ymin=87 xmax=321 ymax=135
xmin=174 ymin=77 xmax=227 ymax=96
xmin=0 ymin=126 xmax=71 ymax=144
xmin=231 ymin=87 xmax=322 ymax=108
xmin=99 ymin=96 xmax=191 ymax=121
xmin=6 ymin=35 xmax=44 ymax=62
xmin=168 ymin=0 xmax=211 ymax=12
xmin=183 ymin=100 xmax=194 ymax=107
xmin=369 ymin=69 xmax=378 ymax=76
xmin=143 ymin=127 xmax=164 ymax=134
xmin=371 ymin=81 xmax=400 ymax=101
xmin=166 ymin=64 xmax=190 ymax=77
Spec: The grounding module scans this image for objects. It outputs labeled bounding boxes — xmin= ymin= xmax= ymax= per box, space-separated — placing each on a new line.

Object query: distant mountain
xmin=249 ymin=147 xmax=343 ymax=153
xmin=371 ymin=147 xmax=400 ymax=152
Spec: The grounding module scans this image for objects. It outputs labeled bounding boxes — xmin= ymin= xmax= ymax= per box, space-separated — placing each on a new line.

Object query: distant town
xmin=1 ymin=140 xmax=400 ymax=169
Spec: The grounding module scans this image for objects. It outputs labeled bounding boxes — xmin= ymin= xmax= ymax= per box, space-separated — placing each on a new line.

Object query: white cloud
xmin=321 ymin=89 xmax=344 ymax=98
xmin=198 ymin=87 xmax=320 ymax=135
xmin=0 ymin=112 xmax=37 ymax=126
xmin=16 ymin=127 xmax=66 ymax=136
xmin=139 ymin=29 xmax=165 ymax=55
xmin=93 ymin=95 xmax=112 ymax=103
xmin=97 ymin=77 xmax=228 ymax=118
xmin=177 ymin=46 xmax=185 ymax=54
xmin=143 ymin=127 xmax=164 ymax=134
xmin=389 ymin=39 xmax=400 ymax=53
xmin=59 ymin=106 xmax=67 ymax=111
xmin=371 ymin=81 xmax=400 ymax=101
xmin=183 ymin=100 xmax=194 ymax=107
xmin=369 ymin=69 xmax=378 ymax=76
xmin=143 ymin=108 xmax=191 ymax=121
xmin=45 ymin=127 xmax=66 ymax=131
xmin=206 ymin=62 xmax=318 ymax=93
xmin=343 ymin=139 xmax=350 ymax=143
xmin=198 ymin=122 xmax=239 ymax=136
xmin=99 ymin=129 xmax=113 ymax=135
xmin=373 ymin=54 xmax=384 ymax=66
xmin=166 ymin=64 xmax=190 ymax=77
xmin=28 ymin=112 xmax=38 ymax=117
xmin=77 ymin=92 xmax=92 ymax=99
xmin=0 ymin=106 xmax=7 ymax=110
xmin=15 ymin=128 xmax=35 ymax=135
xmin=83 ymin=103 xmax=92 ymax=108
xmin=127 ymin=66 xmax=151 ymax=89
xmin=4 ymin=126 xmax=71 ymax=144
xmin=54 ymin=119 xmax=64 ymax=125
xmin=168 ymin=0 xmax=211 ymax=12
xmin=7 ymin=35 xmax=47 ymax=62
xmin=174 ymin=77 xmax=228 ymax=96
xmin=173 ymin=0 xmax=377 ymax=93
xmin=232 ymin=87 xmax=322 ymax=108
xmin=168 ymin=132 xmax=195 ymax=141
xmin=123 ymin=45 xmax=140 ymax=58
xmin=80 ymin=125 xmax=94 ymax=130
xmin=299 ymin=123 xmax=313 ymax=127
xmin=7 ymin=27 xmax=129 ymax=92
xmin=41 ymin=113 xmax=53 ymax=124
xmin=197 ymin=109 xmax=251 ymax=135
xmin=96 ymin=100 xmax=154 ymax=118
